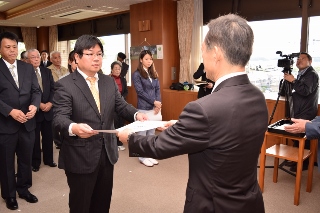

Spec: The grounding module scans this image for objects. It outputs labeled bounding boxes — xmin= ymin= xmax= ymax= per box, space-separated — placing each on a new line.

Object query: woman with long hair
xmin=132 ymin=50 xmax=161 ymax=167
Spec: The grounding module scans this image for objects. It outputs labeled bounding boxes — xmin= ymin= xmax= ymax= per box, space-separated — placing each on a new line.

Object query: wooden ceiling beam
xmin=5 ymin=0 xmax=65 ymax=20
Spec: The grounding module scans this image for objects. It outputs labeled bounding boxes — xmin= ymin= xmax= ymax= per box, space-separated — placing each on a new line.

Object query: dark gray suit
xmin=0 ymin=59 xmax=41 ymax=198
xmin=128 ymin=74 xmax=268 ymax=213
xmin=53 ymin=70 xmax=137 ymax=212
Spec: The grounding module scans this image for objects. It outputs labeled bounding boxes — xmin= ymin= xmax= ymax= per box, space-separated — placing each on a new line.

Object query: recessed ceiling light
xmin=107 ymin=7 xmax=113 ymax=9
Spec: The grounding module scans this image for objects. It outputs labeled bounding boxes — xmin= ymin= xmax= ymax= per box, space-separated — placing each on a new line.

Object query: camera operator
xmin=283 ymin=52 xmax=319 ymax=171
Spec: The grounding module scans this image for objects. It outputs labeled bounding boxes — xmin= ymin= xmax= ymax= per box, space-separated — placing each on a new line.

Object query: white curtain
xmin=190 ymin=0 xmax=203 ymax=83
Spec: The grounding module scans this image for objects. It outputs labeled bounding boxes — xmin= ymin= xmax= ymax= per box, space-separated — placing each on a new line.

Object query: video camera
xmin=276 ymin=51 xmax=300 ymax=74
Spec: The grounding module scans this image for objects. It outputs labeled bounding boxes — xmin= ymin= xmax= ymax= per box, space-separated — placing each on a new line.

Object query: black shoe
xmin=284 ymin=161 xmax=296 ymax=167
xmin=4 ymin=197 xmax=18 ymax=210
xmin=19 ymin=193 xmax=38 ymax=203
xmin=289 ymin=163 xmax=309 ymax=172
xmin=45 ymin=162 xmax=57 ymax=167
xmin=32 ymin=166 xmax=39 ymax=172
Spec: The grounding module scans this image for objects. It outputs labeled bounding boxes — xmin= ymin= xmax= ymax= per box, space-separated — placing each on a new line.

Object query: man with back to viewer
xmin=118 ymin=14 xmax=268 ymax=213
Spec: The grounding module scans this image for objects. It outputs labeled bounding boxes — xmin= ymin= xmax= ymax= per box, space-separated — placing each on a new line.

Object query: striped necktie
xmin=9 ymin=64 xmax=19 ymax=88
xmin=87 ymin=77 xmax=100 ymax=113
xmin=35 ymin=68 xmax=43 ymax=91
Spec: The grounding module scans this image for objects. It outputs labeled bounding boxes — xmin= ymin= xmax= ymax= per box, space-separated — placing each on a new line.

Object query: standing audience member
xmin=110 ymin=61 xmax=128 ymax=151
xmin=119 ymin=14 xmax=268 ymax=213
xmin=47 ymin=51 xmax=69 ymax=82
xmin=0 ymin=31 xmax=41 ymax=210
xmin=117 ymin=52 xmax=129 ymax=78
xmin=193 ymin=62 xmax=214 ymax=98
xmin=40 ymin=50 xmax=52 ymax=67
xmin=132 ymin=49 xmax=161 ymax=167
xmin=283 ymin=52 xmax=319 ymax=171
xmin=25 ymin=49 xmax=56 ymax=172
xmin=52 ymin=34 xmax=147 ymax=213
xmin=60 ymin=50 xmax=77 ymax=80
xmin=48 ymin=50 xmax=69 ymax=149
xmin=20 ymin=51 xmax=27 ymax=62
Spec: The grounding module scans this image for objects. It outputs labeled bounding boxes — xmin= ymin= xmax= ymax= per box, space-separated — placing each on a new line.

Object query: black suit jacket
xmin=53 ymin=70 xmax=137 ymax=174
xmin=0 ymin=59 xmax=41 ymax=134
xmin=40 ymin=61 xmax=52 ymax=68
xmin=128 ymin=74 xmax=268 ymax=213
xmin=292 ymin=66 xmax=319 ymax=120
xmin=120 ymin=62 xmax=129 ymax=78
xmin=35 ymin=66 xmax=55 ymax=122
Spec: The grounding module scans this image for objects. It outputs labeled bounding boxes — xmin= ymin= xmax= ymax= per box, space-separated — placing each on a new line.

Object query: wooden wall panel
xmin=128 ymin=0 xmax=179 ymax=113
xmin=36 ymin=27 xmax=49 ymax=52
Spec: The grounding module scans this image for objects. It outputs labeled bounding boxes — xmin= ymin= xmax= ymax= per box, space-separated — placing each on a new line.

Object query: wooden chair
xmin=258 ymin=131 xmax=318 ymax=205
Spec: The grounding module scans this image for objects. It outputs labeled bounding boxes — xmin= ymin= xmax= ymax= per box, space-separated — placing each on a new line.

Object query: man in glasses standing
xmin=53 ymin=34 xmax=147 ymax=213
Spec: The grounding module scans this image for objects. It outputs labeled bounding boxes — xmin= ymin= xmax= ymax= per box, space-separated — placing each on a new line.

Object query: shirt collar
xmin=3 ymin=59 xmax=17 ymax=69
xmin=77 ymin=68 xmax=99 ymax=81
xmin=212 ymin=71 xmax=246 ymax=92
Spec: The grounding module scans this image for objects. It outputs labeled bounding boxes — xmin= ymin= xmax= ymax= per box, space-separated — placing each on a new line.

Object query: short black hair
xmin=0 ymin=31 xmax=19 ymax=47
xmin=118 ymin=52 xmax=126 ymax=60
xmin=40 ymin=50 xmax=49 ymax=54
xmin=20 ymin=51 xmax=27 ymax=59
xmin=300 ymin=52 xmax=312 ymax=61
xmin=74 ymin=35 xmax=104 ymax=58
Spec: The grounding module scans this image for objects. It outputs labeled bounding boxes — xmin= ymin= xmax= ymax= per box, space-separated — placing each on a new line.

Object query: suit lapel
xmin=0 ymin=58 xmax=20 ymax=91
xmin=98 ymin=74 xmax=107 ymax=119
xmin=73 ymin=70 xmax=101 ymax=118
xmin=16 ymin=60 xmax=25 ymax=90
xmin=40 ymin=67 xmax=47 ymax=94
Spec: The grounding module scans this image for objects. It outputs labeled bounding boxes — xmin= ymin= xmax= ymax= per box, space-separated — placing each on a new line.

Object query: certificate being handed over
xmin=95 ymin=121 xmax=166 ymax=133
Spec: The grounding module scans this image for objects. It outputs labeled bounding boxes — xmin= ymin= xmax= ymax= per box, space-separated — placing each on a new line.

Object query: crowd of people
xmin=0 ymin=13 xmax=319 ymax=213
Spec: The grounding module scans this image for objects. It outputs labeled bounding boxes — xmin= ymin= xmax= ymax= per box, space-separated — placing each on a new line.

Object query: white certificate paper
xmin=95 ymin=121 xmax=166 ymax=133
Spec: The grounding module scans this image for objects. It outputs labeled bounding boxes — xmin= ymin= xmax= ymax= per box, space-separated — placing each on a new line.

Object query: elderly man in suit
xmin=0 ymin=32 xmax=41 ymax=210
xmin=25 ymin=49 xmax=56 ymax=172
xmin=53 ymin=34 xmax=147 ymax=213
xmin=118 ymin=14 xmax=268 ymax=213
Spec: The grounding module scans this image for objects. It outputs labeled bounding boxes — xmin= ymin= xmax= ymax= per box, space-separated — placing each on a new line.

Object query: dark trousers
xmin=114 ymin=113 xmax=124 ymax=146
xmin=0 ymin=125 xmax=35 ymax=198
xmin=53 ymin=126 xmax=62 ymax=147
xmin=65 ymin=147 xmax=114 ymax=213
xmin=32 ymin=120 xmax=54 ymax=168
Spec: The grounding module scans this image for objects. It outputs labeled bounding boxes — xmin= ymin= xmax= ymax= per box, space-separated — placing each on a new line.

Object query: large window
xmin=203 ymin=18 xmax=302 ymax=95
xmin=308 ymin=16 xmax=320 ymax=72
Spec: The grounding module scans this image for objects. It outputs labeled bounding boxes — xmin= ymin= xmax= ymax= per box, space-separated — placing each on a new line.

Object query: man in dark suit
xmin=119 ymin=14 xmax=268 ymax=213
xmin=40 ymin=50 xmax=52 ymax=67
xmin=25 ymin=49 xmax=56 ymax=172
xmin=53 ymin=35 xmax=147 ymax=213
xmin=0 ymin=32 xmax=41 ymax=210
xmin=117 ymin=52 xmax=129 ymax=78
xmin=283 ymin=52 xmax=319 ymax=171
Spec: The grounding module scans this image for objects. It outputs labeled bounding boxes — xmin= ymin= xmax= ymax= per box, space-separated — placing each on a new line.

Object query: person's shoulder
xmin=47 ymin=64 xmax=54 ymax=70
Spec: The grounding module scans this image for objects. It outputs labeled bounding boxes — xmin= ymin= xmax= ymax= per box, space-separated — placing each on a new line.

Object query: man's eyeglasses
xmin=82 ymin=53 xmax=104 ymax=58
